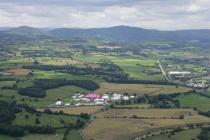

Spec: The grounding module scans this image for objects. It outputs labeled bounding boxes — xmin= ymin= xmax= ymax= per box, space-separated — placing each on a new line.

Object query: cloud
xmin=0 ymin=0 xmax=209 ymax=30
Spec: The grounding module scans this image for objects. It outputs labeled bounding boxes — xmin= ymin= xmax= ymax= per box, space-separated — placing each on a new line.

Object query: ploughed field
xmin=4 ymin=69 xmax=32 ymax=75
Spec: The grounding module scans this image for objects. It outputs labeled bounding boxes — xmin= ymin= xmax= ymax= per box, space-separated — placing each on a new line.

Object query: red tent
xmin=84 ymin=92 xmax=101 ymax=100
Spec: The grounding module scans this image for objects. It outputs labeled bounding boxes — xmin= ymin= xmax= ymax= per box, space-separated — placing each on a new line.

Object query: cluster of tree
xmin=19 ymin=104 xmax=36 ymax=113
xmin=0 ymin=124 xmax=25 ymax=137
xmin=43 ymin=108 xmax=64 ymax=115
xmin=197 ymin=127 xmax=210 ymax=140
xmin=0 ymin=101 xmax=21 ymax=123
xmin=34 ymin=79 xmax=99 ymax=91
xmin=1 ymin=84 xmax=18 ymax=90
xmin=79 ymin=113 xmax=90 ymax=120
xmin=146 ymin=94 xmax=180 ymax=108
xmin=198 ymin=111 xmax=210 ymax=118
xmin=105 ymin=78 xmax=172 ymax=85
xmin=0 ymin=101 xmax=24 ymax=137
xmin=18 ymin=88 xmax=46 ymax=98
xmin=114 ymin=93 xmax=183 ymax=108
xmin=0 ymin=77 xmax=16 ymax=81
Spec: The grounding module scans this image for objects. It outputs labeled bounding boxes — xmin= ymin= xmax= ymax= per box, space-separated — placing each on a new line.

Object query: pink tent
xmin=84 ymin=92 xmax=101 ymax=100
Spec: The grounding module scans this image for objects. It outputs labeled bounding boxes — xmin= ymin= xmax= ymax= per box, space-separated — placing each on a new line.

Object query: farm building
xmin=168 ymin=71 xmax=191 ymax=76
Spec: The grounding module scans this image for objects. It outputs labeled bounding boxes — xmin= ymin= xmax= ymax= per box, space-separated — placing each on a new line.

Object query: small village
xmin=52 ymin=92 xmax=135 ymax=107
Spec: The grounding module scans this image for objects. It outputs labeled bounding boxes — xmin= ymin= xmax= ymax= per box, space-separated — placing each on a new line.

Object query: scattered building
xmin=52 ymin=92 xmax=135 ymax=107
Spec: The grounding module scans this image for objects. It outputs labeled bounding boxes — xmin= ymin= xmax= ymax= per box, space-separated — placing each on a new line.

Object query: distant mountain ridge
xmin=50 ymin=25 xmax=210 ymax=43
xmin=0 ymin=25 xmax=210 ymax=44
xmin=0 ymin=26 xmax=52 ymax=44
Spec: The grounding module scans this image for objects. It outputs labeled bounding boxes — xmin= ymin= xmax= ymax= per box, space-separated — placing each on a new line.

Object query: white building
xmin=168 ymin=71 xmax=191 ymax=76
xmin=111 ymin=93 xmax=121 ymax=101
xmin=122 ymin=96 xmax=129 ymax=100
xmin=55 ymin=101 xmax=64 ymax=106
xmin=65 ymin=103 xmax=70 ymax=106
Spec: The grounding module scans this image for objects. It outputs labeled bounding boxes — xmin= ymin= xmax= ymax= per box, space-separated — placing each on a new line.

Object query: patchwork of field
xmin=38 ymin=106 xmax=104 ymax=115
xmin=83 ymin=108 xmax=210 ymax=140
xmin=83 ymin=115 xmax=210 ymax=140
xmin=97 ymin=82 xmax=191 ymax=95
xmin=96 ymin=109 xmax=196 ymax=119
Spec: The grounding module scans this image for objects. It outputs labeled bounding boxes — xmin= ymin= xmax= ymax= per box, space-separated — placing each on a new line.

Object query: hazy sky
xmin=0 ymin=0 xmax=209 ymax=30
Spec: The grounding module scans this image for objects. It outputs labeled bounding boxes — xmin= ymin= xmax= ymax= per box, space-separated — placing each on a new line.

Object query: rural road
xmin=157 ymin=60 xmax=172 ymax=83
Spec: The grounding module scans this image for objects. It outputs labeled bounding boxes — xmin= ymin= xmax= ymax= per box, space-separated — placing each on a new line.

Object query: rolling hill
xmin=0 ymin=25 xmax=210 ymax=44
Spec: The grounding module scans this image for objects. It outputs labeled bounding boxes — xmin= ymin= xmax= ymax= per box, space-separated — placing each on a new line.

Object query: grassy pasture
xmin=20 ymin=134 xmax=63 ymax=140
xmin=112 ymin=58 xmax=156 ymax=66
xmin=96 ymin=108 xmax=196 ymax=119
xmin=0 ymin=135 xmax=16 ymax=140
xmin=13 ymin=111 xmax=79 ymax=128
xmin=33 ymin=70 xmax=95 ymax=81
xmin=0 ymin=85 xmax=88 ymax=108
xmin=145 ymin=128 xmax=201 ymax=140
xmin=83 ymin=115 xmax=210 ymax=140
xmin=67 ymin=129 xmax=83 ymax=140
xmin=176 ymin=93 xmax=210 ymax=112
xmin=0 ymin=81 xmax=16 ymax=87
xmin=112 ymin=58 xmax=164 ymax=80
xmin=39 ymin=106 xmax=104 ymax=115
xmin=46 ymin=85 xmax=88 ymax=102
xmin=97 ymin=82 xmax=191 ymax=95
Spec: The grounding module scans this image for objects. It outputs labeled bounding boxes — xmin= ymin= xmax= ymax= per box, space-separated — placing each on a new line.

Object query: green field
xmin=13 ymin=111 xmax=79 ymax=127
xmin=0 ymin=135 xmax=17 ymax=140
xmin=20 ymin=134 xmax=63 ymax=140
xmin=67 ymin=129 xmax=83 ymax=140
xmin=112 ymin=58 xmax=164 ymax=80
xmin=176 ymin=94 xmax=210 ymax=112
xmin=0 ymin=81 xmax=16 ymax=87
